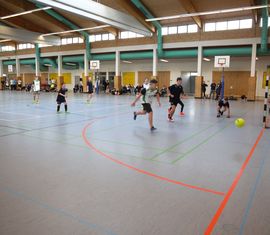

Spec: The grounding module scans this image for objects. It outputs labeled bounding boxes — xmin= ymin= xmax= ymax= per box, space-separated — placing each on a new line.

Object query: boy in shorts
xmin=32 ymin=77 xmax=40 ymax=104
xmin=131 ymin=79 xmax=161 ymax=131
xmin=56 ymin=84 xmax=68 ymax=113
xmin=167 ymin=77 xmax=185 ymax=122
xmin=217 ymin=97 xmax=230 ymax=118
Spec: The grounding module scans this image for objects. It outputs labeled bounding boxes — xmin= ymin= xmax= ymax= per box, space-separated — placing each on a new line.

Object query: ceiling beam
xmin=33 ymin=1 xmax=118 ymax=37
xmin=177 ymin=0 xmax=202 ymax=28
xmin=114 ymin=0 xmax=155 ymax=33
xmin=0 ymin=25 xmax=60 ymax=45
xmin=32 ymin=0 xmax=152 ymax=36
xmin=0 ymin=6 xmax=49 ymax=33
xmin=106 ymin=27 xmax=119 ymax=37
xmin=6 ymin=0 xmax=72 ymax=31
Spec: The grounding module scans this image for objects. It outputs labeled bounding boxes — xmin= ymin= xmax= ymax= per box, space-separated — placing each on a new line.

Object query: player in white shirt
xmin=131 ymin=79 xmax=161 ymax=131
xmin=32 ymin=77 xmax=40 ymax=104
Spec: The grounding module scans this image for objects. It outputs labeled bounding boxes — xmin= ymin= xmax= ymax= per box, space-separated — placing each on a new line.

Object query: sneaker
xmin=168 ymin=117 xmax=174 ymax=122
xmin=150 ymin=126 xmax=157 ymax=131
xmin=217 ymin=114 xmax=221 ymax=118
xmin=133 ymin=112 xmax=137 ymax=120
xmin=180 ymin=112 xmax=185 ymax=116
xmin=220 ymin=111 xmax=224 ymax=116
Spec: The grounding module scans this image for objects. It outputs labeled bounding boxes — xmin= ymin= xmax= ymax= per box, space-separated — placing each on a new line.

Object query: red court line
xmin=204 ymin=128 xmax=265 ymax=235
xmin=82 ymin=122 xmax=225 ymax=196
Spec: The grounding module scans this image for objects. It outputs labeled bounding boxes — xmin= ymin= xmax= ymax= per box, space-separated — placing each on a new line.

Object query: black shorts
xmin=142 ymin=103 xmax=152 ymax=113
xmin=170 ymin=99 xmax=182 ymax=106
xmin=218 ymin=100 xmax=230 ymax=108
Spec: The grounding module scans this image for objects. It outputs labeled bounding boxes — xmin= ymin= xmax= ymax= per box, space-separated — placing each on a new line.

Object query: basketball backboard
xmin=214 ymin=56 xmax=230 ymax=68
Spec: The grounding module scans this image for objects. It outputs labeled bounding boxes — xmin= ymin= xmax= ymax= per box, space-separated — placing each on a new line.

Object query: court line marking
xmin=238 ymin=146 xmax=268 ymax=235
xmin=82 ymin=121 xmax=225 ymax=196
xmin=204 ymin=128 xmax=265 ymax=235
xmin=150 ymin=123 xmax=215 ymax=160
xmin=1 ymin=187 xmax=117 ymax=235
xmin=91 ymin=137 xmax=183 ymax=153
xmin=17 ymin=133 xmax=177 ymax=166
xmin=171 ymin=123 xmax=230 ymax=164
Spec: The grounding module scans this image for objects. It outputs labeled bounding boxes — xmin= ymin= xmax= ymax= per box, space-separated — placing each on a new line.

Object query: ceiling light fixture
xmin=203 ymin=58 xmax=211 ymax=62
xmin=146 ymin=5 xmax=270 ymax=22
xmin=122 ymin=60 xmax=132 ymax=64
xmin=160 ymin=59 xmax=169 ymax=63
xmin=41 ymin=25 xmax=110 ymax=37
xmin=0 ymin=39 xmax=11 ymax=43
xmin=0 ymin=7 xmax=52 ymax=20
xmin=66 ymin=62 xmax=77 ymax=66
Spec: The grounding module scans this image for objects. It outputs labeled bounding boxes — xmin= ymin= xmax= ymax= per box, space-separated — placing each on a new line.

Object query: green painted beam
xmin=35 ymin=2 xmax=91 ymax=61
xmin=131 ymin=0 xmax=164 ymax=57
xmin=3 ymin=47 xmax=270 ymax=67
xmin=261 ymin=0 xmax=269 ymax=52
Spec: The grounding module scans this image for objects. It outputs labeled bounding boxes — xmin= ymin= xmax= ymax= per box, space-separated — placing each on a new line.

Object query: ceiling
xmin=0 ymin=0 xmax=265 ymax=44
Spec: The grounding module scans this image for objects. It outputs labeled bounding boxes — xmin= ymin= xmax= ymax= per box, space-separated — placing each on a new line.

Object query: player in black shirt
xmin=56 ymin=83 xmax=68 ymax=113
xmin=87 ymin=77 xmax=93 ymax=104
xmin=167 ymin=77 xmax=185 ymax=122
xmin=217 ymin=97 xmax=230 ymax=118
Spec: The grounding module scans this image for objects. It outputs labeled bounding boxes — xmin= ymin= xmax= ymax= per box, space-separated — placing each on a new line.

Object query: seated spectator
xmin=73 ymin=84 xmax=79 ymax=93
xmin=160 ymin=85 xmax=167 ymax=97
xmin=134 ymin=85 xmax=142 ymax=95
xmin=122 ymin=85 xmax=127 ymax=94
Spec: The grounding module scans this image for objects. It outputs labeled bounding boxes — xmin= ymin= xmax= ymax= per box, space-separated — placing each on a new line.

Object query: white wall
xmin=6 ymin=55 xmax=270 ymax=97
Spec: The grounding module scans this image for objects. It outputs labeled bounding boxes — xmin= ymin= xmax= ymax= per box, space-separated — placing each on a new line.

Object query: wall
xmin=3 ymin=56 xmax=270 ymax=98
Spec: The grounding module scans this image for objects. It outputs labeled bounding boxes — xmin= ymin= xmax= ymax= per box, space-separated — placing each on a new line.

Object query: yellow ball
xmin=235 ymin=118 xmax=245 ymax=128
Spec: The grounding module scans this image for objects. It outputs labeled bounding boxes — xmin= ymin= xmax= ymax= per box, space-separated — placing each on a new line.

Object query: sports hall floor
xmin=0 ymin=91 xmax=269 ymax=235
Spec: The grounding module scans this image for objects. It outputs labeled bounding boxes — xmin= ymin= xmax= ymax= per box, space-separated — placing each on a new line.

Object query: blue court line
xmin=238 ymin=150 xmax=268 ymax=235
xmin=1 ymin=187 xmax=118 ymax=235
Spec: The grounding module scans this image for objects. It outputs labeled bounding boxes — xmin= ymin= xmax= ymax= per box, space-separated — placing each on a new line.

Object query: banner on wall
xmin=262 ymin=72 xmax=267 ymax=89
xmin=49 ymin=73 xmax=72 ymax=84
xmin=122 ymin=72 xmax=135 ymax=86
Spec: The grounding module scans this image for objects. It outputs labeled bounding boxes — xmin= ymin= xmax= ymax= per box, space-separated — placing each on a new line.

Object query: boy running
xmin=32 ymin=77 xmax=40 ymax=104
xmin=131 ymin=79 xmax=161 ymax=131
xmin=217 ymin=97 xmax=230 ymax=118
xmin=167 ymin=77 xmax=185 ymax=122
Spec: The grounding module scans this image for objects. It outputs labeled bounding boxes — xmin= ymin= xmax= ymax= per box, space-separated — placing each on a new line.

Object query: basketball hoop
xmin=90 ymin=60 xmax=100 ymax=70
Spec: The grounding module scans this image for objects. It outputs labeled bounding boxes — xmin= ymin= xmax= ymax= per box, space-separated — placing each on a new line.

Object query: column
xmin=16 ymin=58 xmax=20 ymax=77
xmin=16 ymin=58 xmax=22 ymax=90
xmin=152 ymin=48 xmax=158 ymax=79
xmin=114 ymin=50 xmax=121 ymax=90
xmin=0 ymin=60 xmax=3 ymax=90
xmin=57 ymin=55 xmax=63 ymax=90
xmin=195 ymin=45 xmax=203 ymax=99
xmin=35 ymin=44 xmax=40 ymax=77
xmin=247 ymin=43 xmax=257 ymax=101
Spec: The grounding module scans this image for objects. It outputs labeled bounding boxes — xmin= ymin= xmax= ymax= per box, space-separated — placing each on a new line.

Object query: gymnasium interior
xmin=0 ymin=0 xmax=270 ymax=235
